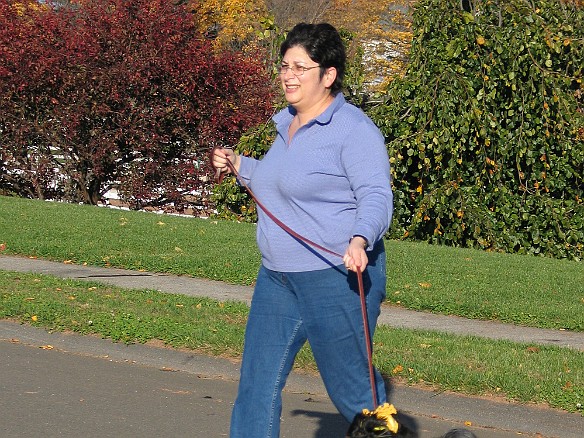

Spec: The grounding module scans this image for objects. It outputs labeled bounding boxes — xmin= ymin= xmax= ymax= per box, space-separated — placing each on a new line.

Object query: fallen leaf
xmin=392 ymin=365 xmax=404 ymax=374
xmin=40 ymin=345 xmax=53 ymax=350
xmin=63 ymin=260 xmax=74 ymax=264
xmin=526 ymin=346 xmax=540 ymax=353
xmin=31 ymin=315 xmax=38 ymax=321
xmin=418 ymin=282 xmax=432 ymax=288
xmin=0 ymin=243 xmax=6 ymax=251
xmin=464 ymin=421 xmax=472 ymax=427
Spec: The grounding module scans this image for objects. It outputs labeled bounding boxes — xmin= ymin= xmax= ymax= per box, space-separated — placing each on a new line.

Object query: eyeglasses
xmin=278 ymin=63 xmax=321 ymax=76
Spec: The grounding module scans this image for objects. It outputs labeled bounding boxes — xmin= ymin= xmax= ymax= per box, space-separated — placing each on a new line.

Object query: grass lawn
xmin=0 ymin=195 xmax=583 ymax=413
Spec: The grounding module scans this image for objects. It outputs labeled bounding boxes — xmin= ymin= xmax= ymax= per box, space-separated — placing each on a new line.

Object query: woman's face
xmin=280 ymin=45 xmax=334 ymax=113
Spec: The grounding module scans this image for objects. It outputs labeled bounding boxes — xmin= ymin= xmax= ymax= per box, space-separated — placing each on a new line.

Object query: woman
xmin=212 ymin=22 xmax=393 ymax=437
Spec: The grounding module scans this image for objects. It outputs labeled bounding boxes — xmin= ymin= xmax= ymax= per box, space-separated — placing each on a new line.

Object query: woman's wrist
xmin=232 ymin=153 xmax=240 ymax=172
xmin=349 ymin=235 xmax=368 ymax=249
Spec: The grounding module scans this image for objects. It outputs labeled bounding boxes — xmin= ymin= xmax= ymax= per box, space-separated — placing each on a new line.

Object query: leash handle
xmin=210 ymin=146 xmax=379 ymax=408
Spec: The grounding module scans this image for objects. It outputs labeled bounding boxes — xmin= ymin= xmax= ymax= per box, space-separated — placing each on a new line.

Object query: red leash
xmin=210 ymin=147 xmax=378 ymax=409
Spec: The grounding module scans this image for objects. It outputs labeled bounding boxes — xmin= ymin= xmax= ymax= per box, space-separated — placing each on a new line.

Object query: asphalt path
xmin=1 ymin=255 xmax=583 ymax=437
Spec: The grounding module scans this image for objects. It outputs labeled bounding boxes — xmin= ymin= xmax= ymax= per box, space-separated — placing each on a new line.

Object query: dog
xmin=440 ymin=429 xmax=478 ymax=438
xmin=346 ymin=403 xmax=477 ymax=438
xmin=346 ymin=403 xmax=414 ymax=437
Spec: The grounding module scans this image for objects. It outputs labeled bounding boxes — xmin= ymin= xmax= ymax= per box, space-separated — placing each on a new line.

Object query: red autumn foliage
xmin=0 ymin=0 xmax=273 ymax=209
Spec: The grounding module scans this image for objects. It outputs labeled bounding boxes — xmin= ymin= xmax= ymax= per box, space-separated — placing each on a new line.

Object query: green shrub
xmin=371 ymin=0 xmax=583 ymax=260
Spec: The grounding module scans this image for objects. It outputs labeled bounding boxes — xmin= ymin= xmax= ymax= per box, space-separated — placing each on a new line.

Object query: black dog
xmin=440 ymin=429 xmax=478 ymax=438
xmin=346 ymin=403 xmax=414 ymax=437
xmin=346 ymin=403 xmax=477 ymax=438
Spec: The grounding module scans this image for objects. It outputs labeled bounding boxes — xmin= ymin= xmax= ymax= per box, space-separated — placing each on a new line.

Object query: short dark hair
xmin=280 ymin=22 xmax=345 ymax=95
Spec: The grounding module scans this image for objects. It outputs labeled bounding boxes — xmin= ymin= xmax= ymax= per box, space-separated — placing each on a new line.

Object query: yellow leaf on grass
xmin=418 ymin=282 xmax=432 ymax=288
xmin=392 ymin=365 xmax=404 ymax=374
xmin=31 ymin=315 xmax=38 ymax=321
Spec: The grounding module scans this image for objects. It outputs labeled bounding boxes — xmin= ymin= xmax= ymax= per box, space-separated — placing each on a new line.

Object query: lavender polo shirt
xmin=238 ymin=93 xmax=393 ymax=272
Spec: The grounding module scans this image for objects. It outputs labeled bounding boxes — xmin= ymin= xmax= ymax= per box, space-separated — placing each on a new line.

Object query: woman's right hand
xmin=212 ymin=147 xmax=239 ymax=179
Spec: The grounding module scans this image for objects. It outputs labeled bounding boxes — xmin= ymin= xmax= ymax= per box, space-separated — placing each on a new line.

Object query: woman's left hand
xmin=343 ymin=236 xmax=368 ymax=272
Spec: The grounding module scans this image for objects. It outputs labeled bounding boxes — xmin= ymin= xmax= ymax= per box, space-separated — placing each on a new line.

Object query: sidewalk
xmin=2 ymin=255 xmax=582 ymax=350
xmin=1 ymin=255 xmax=583 ymax=437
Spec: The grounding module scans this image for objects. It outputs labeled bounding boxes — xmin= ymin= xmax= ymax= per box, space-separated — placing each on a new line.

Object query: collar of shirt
xmin=273 ymin=93 xmax=346 ymax=132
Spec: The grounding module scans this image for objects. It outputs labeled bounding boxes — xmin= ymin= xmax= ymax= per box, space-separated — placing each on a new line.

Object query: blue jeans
xmin=230 ymin=241 xmax=387 ymax=437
